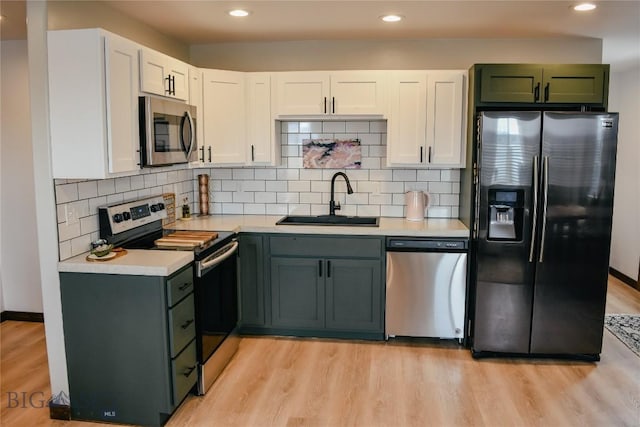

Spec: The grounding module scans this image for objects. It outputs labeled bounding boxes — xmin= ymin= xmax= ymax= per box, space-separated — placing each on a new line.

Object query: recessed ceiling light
xmin=228 ymin=9 xmax=250 ymax=17
xmin=573 ymin=3 xmax=597 ymax=11
xmin=381 ymin=15 xmax=403 ymax=23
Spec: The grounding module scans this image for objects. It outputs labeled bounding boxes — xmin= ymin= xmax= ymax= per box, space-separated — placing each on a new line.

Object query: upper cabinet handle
xmin=165 ymin=75 xmax=172 ymax=94
xmin=544 ymin=83 xmax=550 ymax=102
xmin=420 ymin=146 xmax=424 ymax=163
xmin=534 ymin=82 xmax=540 ymax=102
xmin=332 ymin=97 xmax=335 ymax=114
xmin=428 ymin=146 xmax=432 ymax=163
xmin=324 ymin=97 xmax=327 ymax=114
xmin=208 ymin=146 xmax=212 ymax=163
xmin=251 ymin=145 xmax=255 ymax=162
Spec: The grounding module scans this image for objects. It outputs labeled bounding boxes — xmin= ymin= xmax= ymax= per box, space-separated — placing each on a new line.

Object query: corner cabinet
xmin=475 ymin=64 xmax=609 ymax=108
xmin=242 ymin=234 xmax=385 ymax=340
xmin=59 ymin=265 xmax=197 ymax=427
xmin=48 ymin=29 xmax=141 ymax=179
xmin=139 ymin=48 xmax=189 ymax=101
xmin=387 ymin=70 xmax=466 ymax=168
xmin=273 ymin=71 xmax=388 ymax=116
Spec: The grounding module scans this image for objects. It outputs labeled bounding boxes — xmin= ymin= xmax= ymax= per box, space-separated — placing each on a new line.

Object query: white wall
xmin=604 ymin=41 xmax=640 ymax=282
xmin=0 ymin=40 xmax=44 ymax=313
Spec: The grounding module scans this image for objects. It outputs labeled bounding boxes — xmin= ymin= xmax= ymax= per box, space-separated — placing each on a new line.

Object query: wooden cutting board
xmin=155 ymin=231 xmax=218 ymax=248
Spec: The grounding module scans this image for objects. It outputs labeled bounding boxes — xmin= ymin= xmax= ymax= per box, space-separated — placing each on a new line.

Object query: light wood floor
xmin=2 ymin=276 xmax=639 ymax=427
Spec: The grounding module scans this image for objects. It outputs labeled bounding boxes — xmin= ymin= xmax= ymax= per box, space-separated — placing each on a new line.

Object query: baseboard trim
xmin=0 ymin=311 xmax=45 ymax=323
xmin=609 ymin=267 xmax=639 ymax=291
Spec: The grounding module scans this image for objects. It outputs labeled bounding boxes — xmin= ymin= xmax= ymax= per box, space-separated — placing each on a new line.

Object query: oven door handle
xmin=196 ymin=240 xmax=238 ymax=277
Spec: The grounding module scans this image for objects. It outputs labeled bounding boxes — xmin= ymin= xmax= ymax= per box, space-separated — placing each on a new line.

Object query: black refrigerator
xmin=471 ymin=111 xmax=618 ymax=359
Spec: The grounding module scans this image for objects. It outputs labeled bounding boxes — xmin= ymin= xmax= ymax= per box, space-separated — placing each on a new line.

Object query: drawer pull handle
xmin=180 ymin=319 xmax=194 ymax=329
xmin=178 ymin=282 xmax=191 ymax=291
xmin=183 ymin=365 xmax=196 ymax=377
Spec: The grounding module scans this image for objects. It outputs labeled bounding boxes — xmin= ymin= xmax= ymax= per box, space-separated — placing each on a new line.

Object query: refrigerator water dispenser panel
xmin=488 ymin=189 xmax=524 ymax=241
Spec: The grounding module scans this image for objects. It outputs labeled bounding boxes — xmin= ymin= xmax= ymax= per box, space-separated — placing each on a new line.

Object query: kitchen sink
xmin=276 ymin=215 xmax=380 ymax=227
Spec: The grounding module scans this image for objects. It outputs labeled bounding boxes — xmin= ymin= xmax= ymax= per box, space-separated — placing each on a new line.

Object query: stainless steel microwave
xmin=139 ymin=96 xmax=197 ymax=167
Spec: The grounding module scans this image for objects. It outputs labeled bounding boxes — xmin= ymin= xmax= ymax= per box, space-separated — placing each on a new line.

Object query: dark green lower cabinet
xmin=325 ymin=259 xmax=382 ymax=331
xmin=271 ymin=257 xmax=325 ymax=329
xmin=59 ymin=266 xmax=196 ymax=427
xmin=242 ymin=234 xmax=385 ymax=339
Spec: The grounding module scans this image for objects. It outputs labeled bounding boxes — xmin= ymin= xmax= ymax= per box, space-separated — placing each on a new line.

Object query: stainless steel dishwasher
xmin=385 ymin=237 xmax=468 ymax=342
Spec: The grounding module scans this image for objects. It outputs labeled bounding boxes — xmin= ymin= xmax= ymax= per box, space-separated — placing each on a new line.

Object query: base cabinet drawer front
xmin=271 ymin=257 xmax=325 ymax=329
xmin=168 ymin=293 xmax=196 ymax=357
xmin=171 ymin=340 xmax=197 ymax=405
xmin=325 ymin=259 xmax=383 ymax=332
xmin=167 ymin=266 xmax=194 ymax=307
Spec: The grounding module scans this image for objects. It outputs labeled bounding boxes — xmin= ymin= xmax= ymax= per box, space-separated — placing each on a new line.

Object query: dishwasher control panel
xmin=386 ymin=238 xmax=468 ymax=251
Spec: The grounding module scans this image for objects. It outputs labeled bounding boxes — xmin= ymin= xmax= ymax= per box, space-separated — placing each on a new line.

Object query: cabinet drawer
xmin=171 ymin=339 xmax=197 ymax=405
xmin=167 ymin=266 xmax=193 ymax=307
xmin=168 ymin=293 xmax=195 ymax=357
xmin=270 ymin=236 xmax=382 ymax=258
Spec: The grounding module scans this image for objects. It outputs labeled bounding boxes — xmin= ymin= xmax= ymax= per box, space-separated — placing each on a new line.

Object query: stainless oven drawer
xmin=172 ymin=339 xmax=197 ymax=405
xmin=167 ymin=266 xmax=194 ymax=307
xmin=168 ymin=293 xmax=196 ymax=357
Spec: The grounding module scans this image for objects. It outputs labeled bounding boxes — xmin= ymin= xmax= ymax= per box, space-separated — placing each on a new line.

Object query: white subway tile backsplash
xmin=299 ymin=122 xmax=323 ymax=133
xmin=143 ymin=174 xmax=157 ymax=188
xmin=56 ymin=183 xmax=79 ymax=203
xmin=266 ymin=205 xmax=288 ymax=215
xmin=244 ymin=204 xmax=266 ymax=215
xmin=233 ymin=169 xmax=254 ymax=180
xmin=277 ymin=169 xmax=299 ymax=181
xmin=54 ymin=120 xmax=461 ymax=261
xmin=77 ymin=181 xmax=98 ymax=199
xmin=393 ymin=170 xmax=417 ymax=181
xmin=266 ymin=181 xmax=287 ymax=192
xmin=255 ymin=169 xmax=277 ymax=180
xmin=346 ymin=121 xmax=370 ymax=133
xmin=369 ymin=121 xmax=386 ymax=133
xmin=222 ymin=203 xmax=244 ymax=214
xmin=255 ymin=192 xmax=277 ymax=203
xmin=429 ymin=181 xmax=453 ymax=194
xmin=288 ymin=180 xmax=311 ymax=192
xmin=233 ymin=192 xmax=254 ymax=203
xmin=323 ymin=121 xmax=346 ymax=133
xmin=114 ymin=177 xmax=131 ymax=193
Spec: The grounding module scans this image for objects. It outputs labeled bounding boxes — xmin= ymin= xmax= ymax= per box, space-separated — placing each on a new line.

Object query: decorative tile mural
xmin=303 ymin=138 xmax=361 ymax=169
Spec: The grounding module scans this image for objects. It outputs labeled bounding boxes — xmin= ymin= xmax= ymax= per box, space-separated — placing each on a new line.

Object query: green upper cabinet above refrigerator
xmin=475 ymin=64 xmax=609 ymax=109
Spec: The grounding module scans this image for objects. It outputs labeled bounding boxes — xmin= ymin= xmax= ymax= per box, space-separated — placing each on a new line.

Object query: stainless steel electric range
xmin=98 ymin=195 xmax=239 ymax=395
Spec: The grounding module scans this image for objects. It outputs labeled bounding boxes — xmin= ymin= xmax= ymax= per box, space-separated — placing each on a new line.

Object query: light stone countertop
xmin=58 ymin=216 xmax=468 ymax=276
xmin=171 ymin=215 xmax=469 ymax=238
xmin=58 ymin=249 xmax=194 ymax=276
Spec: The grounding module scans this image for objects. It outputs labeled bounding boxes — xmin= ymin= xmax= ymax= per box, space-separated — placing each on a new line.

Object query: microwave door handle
xmin=181 ymin=111 xmax=195 ymax=160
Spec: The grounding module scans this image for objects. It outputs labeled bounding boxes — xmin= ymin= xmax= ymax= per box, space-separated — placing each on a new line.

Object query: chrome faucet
xmin=329 ymin=172 xmax=353 ymax=215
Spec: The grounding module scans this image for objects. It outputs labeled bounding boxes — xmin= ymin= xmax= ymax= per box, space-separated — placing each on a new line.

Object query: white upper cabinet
xmin=202 ymin=70 xmax=246 ymax=165
xmin=188 ymin=67 xmax=205 ymax=164
xmin=139 ymin=48 xmax=188 ymax=101
xmin=274 ymin=71 xmax=387 ymax=116
xmin=387 ymin=70 xmax=466 ymax=168
xmin=246 ymin=73 xmax=280 ymax=166
xmin=48 ymin=28 xmax=140 ymax=179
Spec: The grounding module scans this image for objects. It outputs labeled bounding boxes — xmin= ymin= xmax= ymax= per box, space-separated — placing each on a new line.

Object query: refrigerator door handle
xmin=529 ymin=155 xmax=539 ymax=262
xmin=539 ymin=156 xmax=549 ymax=263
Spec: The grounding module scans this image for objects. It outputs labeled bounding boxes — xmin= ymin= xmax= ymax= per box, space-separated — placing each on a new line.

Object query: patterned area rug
xmin=604 ymin=314 xmax=640 ymax=357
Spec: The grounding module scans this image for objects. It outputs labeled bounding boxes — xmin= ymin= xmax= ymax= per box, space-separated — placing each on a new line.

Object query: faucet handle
xmin=334 ymin=201 xmax=341 ymax=211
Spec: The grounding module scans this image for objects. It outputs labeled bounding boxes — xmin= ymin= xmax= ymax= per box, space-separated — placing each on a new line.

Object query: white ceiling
xmin=1 ymin=1 xmax=639 ymax=46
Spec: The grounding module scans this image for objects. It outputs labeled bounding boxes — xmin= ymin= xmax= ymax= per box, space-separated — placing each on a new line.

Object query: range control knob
xmin=113 ymin=213 xmax=124 ymax=223
xmin=123 ymin=211 xmax=131 ymax=221
xmin=150 ymin=204 xmax=159 ymax=213
xmin=157 ymin=202 xmax=165 ymax=210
